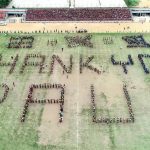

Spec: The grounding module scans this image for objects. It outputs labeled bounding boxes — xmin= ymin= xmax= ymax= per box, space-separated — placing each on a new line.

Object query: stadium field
xmin=0 ymin=33 xmax=150 ymax=150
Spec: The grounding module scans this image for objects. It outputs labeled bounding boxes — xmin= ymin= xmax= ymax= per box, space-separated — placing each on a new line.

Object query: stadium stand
xmin=26 ymin=8 xmax=132 ymax=21
xmin=0 ymin=11 xmax=6 ymax=20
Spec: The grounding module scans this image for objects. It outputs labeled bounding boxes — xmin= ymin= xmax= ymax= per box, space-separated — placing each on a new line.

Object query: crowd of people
xmin=0 ymin=62 xmax=11 ymax=66
xmin=91 ymin=85 xmax=96 ymax=123
xmin=0 ymin=54 xmax=19 ymax=74
xmin=96 ymin=117 xmax=133 ymax=124
xmin=103 ymin=37 xmax=113 ymax=45
xmin=49 ymin=55 xmax=73 ymax=75
xmin=26 ymin=8 xmax=132 ymax=21
xmin=138 ymin=54 xmax=150 ymax=74
xmin=9 ymin=54 xmax=19 ymax=74
xmin=65 ymin=35 xmax=93 ymax=48
xmin=80 ymin=55 xmax=101 ymax=75
xmin=8 ymin=36 xmax=34 ymax=49
xmin=20 ymin=54 xmax=46 ymax=74
xmin=47 ymin=39 xmax=58 ymax=47
xmin=90 ymin=84 xmax=134 ymax=124
xmin=21 ymin=83 xmax=65 ymax=123
xmin=122 ymin=35 xmax=150 ymax=48
xmin=111 ymin=54 xmax=134 ymax=74
xmin=0 ymin=54 xmax=11 ymax=66
xmin=123 ymin=85 xmax=134 ymax=123
xmin=86 ymin=65 xmax=101 ymax=75
xmin=0 ymin=84 xmax=9 ymax=103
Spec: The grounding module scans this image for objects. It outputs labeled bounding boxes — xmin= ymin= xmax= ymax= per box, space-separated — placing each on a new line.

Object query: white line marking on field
xmin=76 ymin=48 xmax=80 ymax=150
xmin=76 ymin=102 xmax=79 ymax=150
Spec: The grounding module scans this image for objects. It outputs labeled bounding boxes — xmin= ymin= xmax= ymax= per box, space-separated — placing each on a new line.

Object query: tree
xmin=127 ymin=0 xmax=140 ymax=6
xmin=0 ymin=0 xmax=11 ymax=8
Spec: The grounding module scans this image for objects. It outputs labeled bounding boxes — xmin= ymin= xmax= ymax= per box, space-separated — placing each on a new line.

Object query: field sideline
xmin=0 ymin=33 xmax=150 ymax=150
xmin=1 ymin=22 xmax=150 ymax=33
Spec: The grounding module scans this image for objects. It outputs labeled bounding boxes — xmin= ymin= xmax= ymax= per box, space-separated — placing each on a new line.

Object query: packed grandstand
xmin=0 ymin=0 xmax=149 ymax=23
xmin=26 ymin=8 xmax=132 ymax=21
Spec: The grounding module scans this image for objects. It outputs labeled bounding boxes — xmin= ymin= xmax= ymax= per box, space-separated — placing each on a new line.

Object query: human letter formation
xmin=91 ymin=84 xmax=134 ymax=124
xmin=20 ymin=83 xmax=65 ymax=123
xmin=111 ymin=54 xmax=134 ymax=74
xmin=0 ymin=84 xmax=9 ymax=103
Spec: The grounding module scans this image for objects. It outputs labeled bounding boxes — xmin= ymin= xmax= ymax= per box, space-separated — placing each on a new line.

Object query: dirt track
xmin=0 ymin=22 xmax=150 ymax=33
xmin=136 ymin=0 xmax=150 ymax=7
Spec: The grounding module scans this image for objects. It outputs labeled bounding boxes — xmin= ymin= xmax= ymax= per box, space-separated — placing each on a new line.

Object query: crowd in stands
xmin=21 ymin=83 xmax=65 ymax=123
xmin=138 ymin=54 xmax=150 ymax=74
xmin=26 ymin=8 xmax=132 ymax=21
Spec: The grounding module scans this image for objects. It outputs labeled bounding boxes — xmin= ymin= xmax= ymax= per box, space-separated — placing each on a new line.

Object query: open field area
xmin=0 ymin=33 xmax=150 ymax=150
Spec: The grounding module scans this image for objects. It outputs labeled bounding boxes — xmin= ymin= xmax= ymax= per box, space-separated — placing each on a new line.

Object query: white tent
xmin=8 ymin=0 xmax=127 ymax=8
xmin=8 ymin=0 xmax=70 ymax=8
xmin=75 ymin=0 xmax=127 ymax=7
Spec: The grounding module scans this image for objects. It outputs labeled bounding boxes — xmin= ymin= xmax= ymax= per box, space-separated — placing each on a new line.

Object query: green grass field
xmin=0 ymin=33 xmax=150 ymax=150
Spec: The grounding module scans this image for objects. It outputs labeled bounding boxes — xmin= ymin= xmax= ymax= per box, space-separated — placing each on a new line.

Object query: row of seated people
xmin=28 ymin=84 xmax=65 ymax=103
xmin=96 ymin=118 xmax=133 ymax=124
xmin=32 ymin=83 xmax=64 ymax=89
xmin=26 ymin=8 xmax=132 ymax=21
xmin=30 ymin=99 xmax=61 ymax=104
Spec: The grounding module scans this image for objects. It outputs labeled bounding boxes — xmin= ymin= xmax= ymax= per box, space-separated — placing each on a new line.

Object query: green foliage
xmin=0 ymin=0 xmax=11 ymax=8
xmin=125 ymin=0 xmax=140 ymax=6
